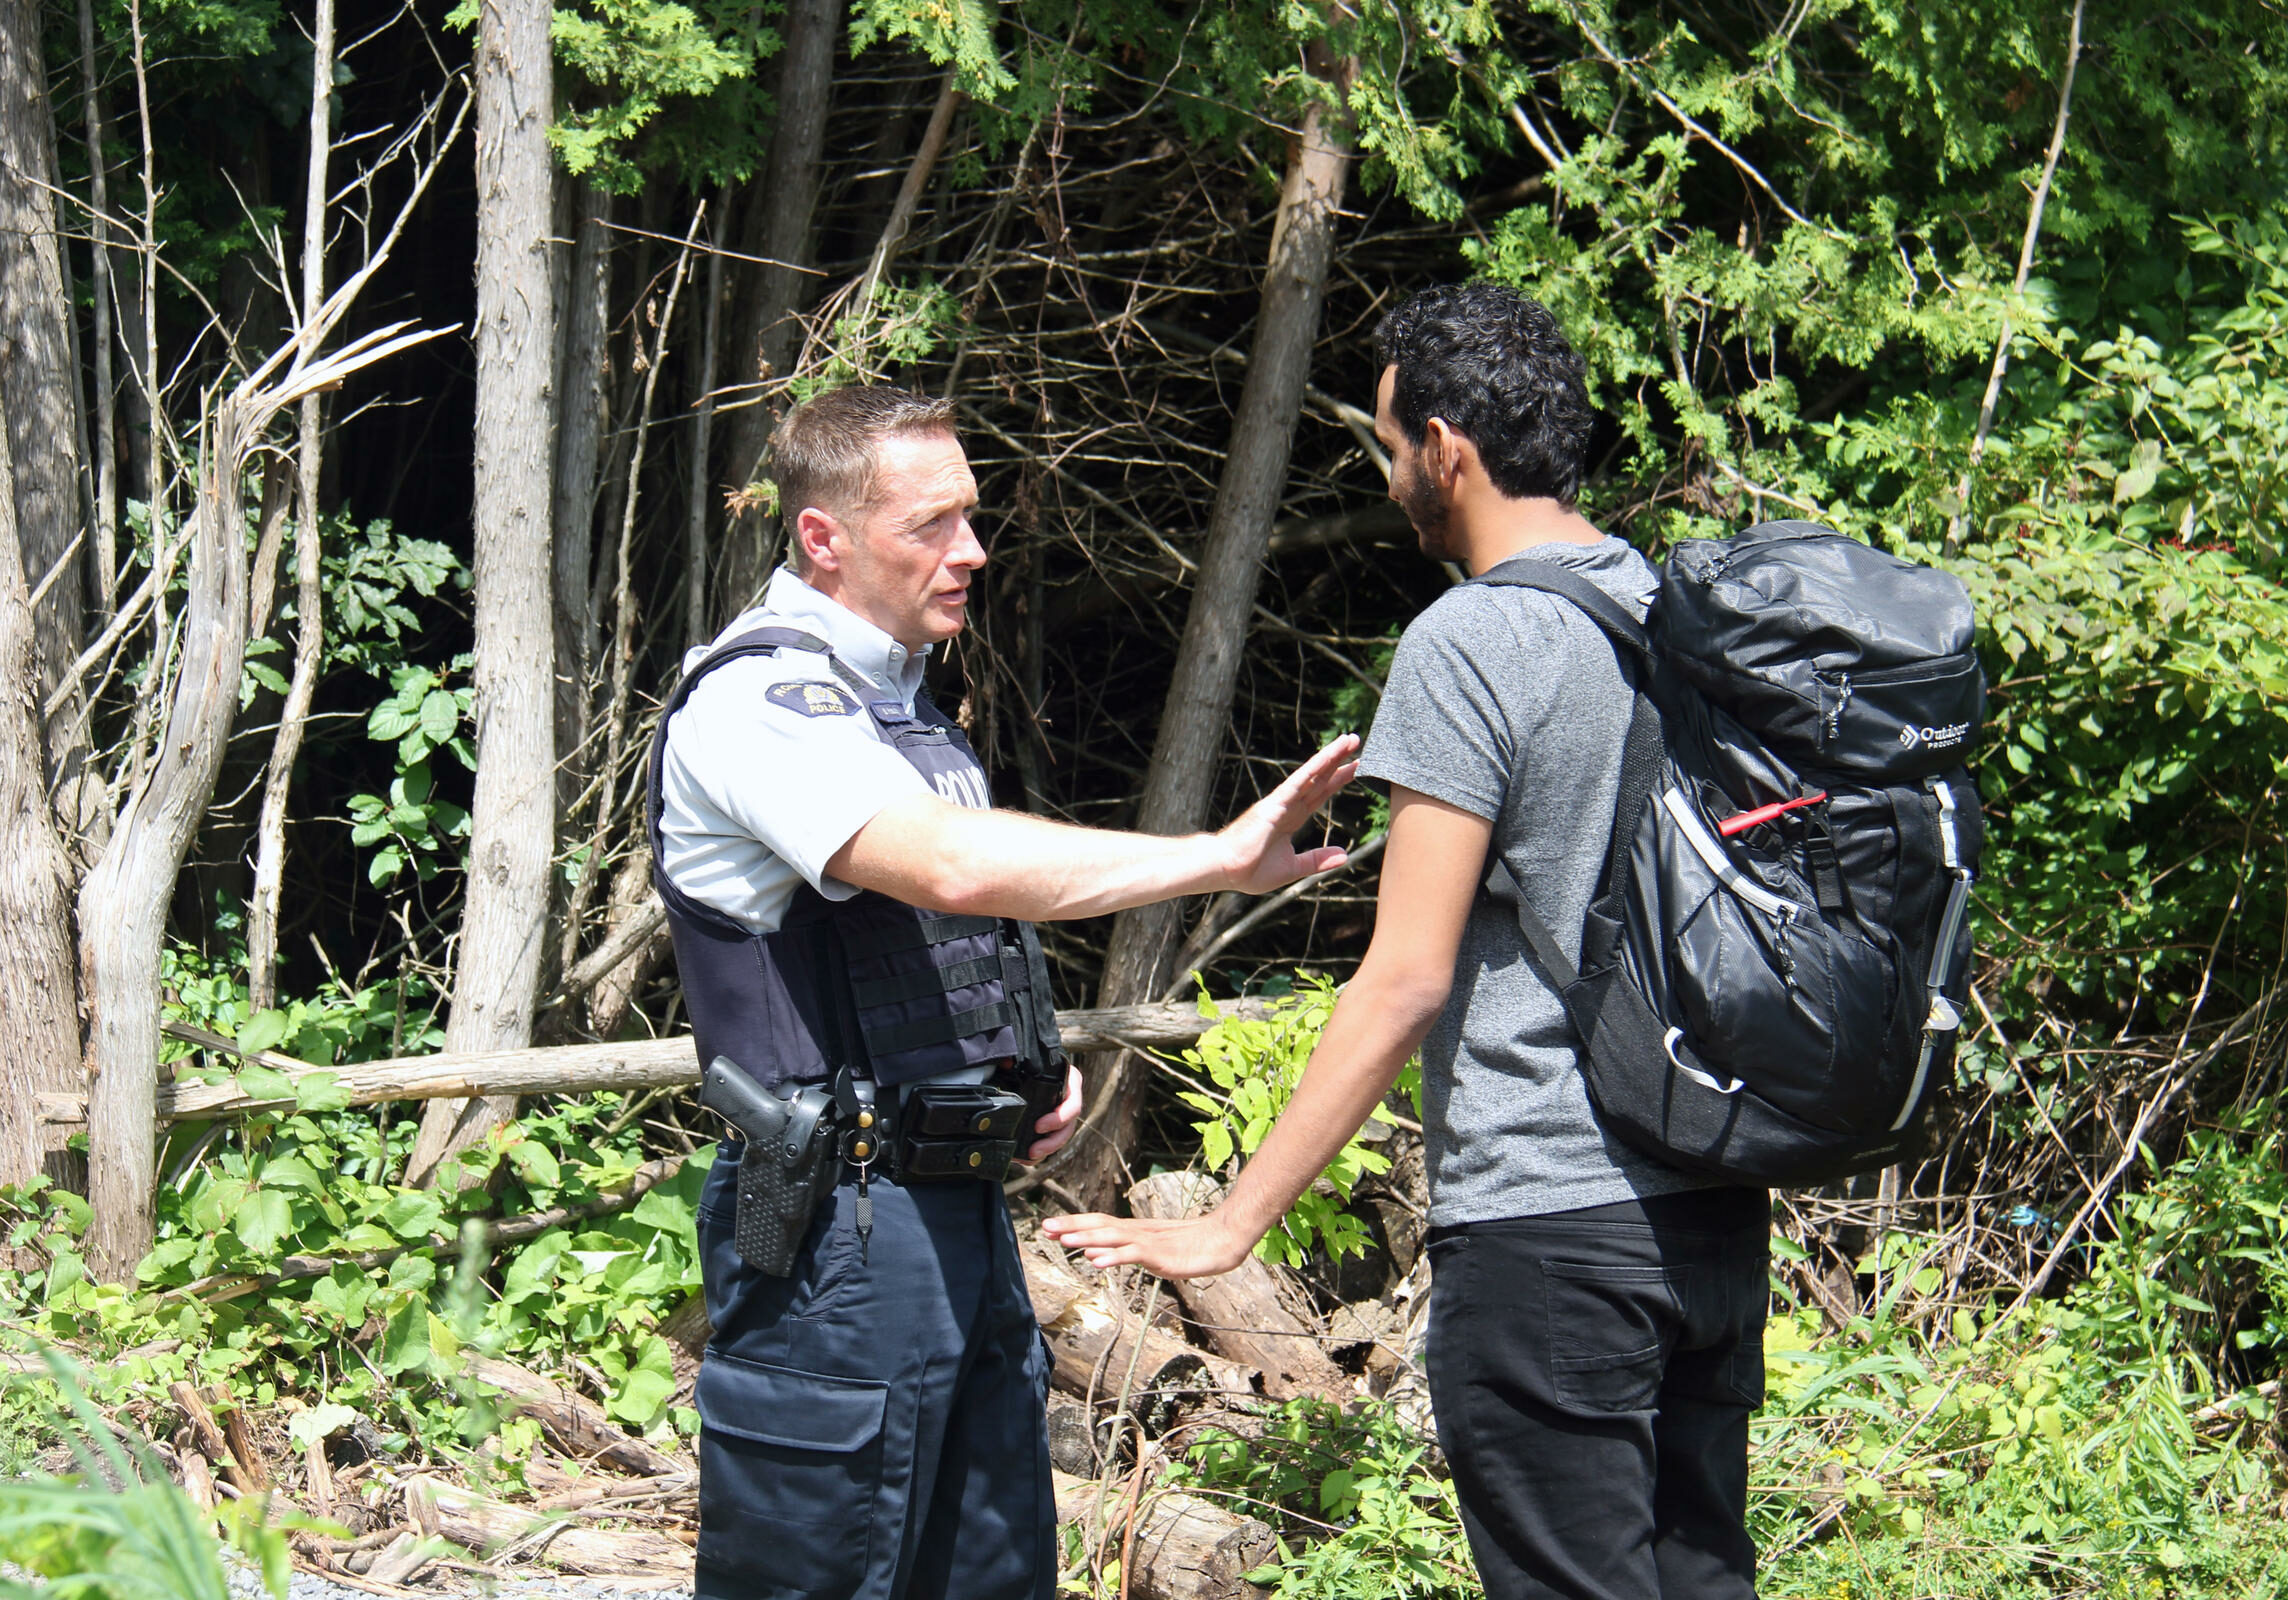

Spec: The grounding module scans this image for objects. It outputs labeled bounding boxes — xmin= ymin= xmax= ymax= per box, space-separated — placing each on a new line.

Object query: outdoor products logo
xmin=1898 ymin=721 xmax=1970 ymax=753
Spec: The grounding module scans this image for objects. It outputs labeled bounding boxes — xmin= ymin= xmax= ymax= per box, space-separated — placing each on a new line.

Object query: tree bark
xmin=39 ymin=999 xmax=1274 ymax=1126
xmin=551 ymin=178 xmax=607 ymax=817
xmin=247 ymin=0 xmax=336 ymax=1012
xmin=715 ymin=0 xmax=837 ymax=615
xmin=0 ymin=0 xmax=89 ymax=739
xmin=684 ymin=193 xmax=728 ymax=648
xmin=407 ymin=0 xmax=558 ymax=1185
xmin=81 ymin=419 xmax=255 ymax=1279
xmin=0 ymin=405 xmax=83 ymax=1192
xmin=1054 ymin=1472 xmax=1278 ymax=1600
xmin=73 ymin=0 xmax=117 ymax=618
xmin=1022 ymin=1239 xmax=1255 ymax=1426
xmin=1068 ymin=56 xmax=1355 ymax=1210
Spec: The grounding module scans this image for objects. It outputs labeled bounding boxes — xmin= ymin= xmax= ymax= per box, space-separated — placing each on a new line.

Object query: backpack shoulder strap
xmin=1472 ymin=557 xmax=1654 ymax=664
xmin=1474 ymin=559 xmax=1667 ymax=981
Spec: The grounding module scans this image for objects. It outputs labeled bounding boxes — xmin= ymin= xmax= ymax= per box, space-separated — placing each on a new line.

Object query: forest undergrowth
xmin=3 ymin=968 xmax=2286 ymax=1596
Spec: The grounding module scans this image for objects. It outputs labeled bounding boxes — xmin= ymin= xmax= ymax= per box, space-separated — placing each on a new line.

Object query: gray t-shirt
xmin=1360 ymin=535 xmax=1718 ymax=1224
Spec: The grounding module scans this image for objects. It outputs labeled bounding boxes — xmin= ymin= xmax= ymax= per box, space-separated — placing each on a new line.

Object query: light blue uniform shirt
xmin=656 ymin=568 xmax=940 ymax=934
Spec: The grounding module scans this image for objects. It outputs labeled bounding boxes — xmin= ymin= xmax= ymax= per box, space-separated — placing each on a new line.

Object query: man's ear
xmin=1423 ymin=417 xmax=1462 ymax=490
xmin=794 ymin=505 xmax=845 ymax=573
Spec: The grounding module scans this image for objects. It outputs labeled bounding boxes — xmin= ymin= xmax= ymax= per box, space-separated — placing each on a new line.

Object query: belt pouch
xmin=902 ymin=1082 xmax=1028 ymax=1140
xmin=734 ymin=1091 xmax=837 ymax=1276
xmin=898 ymin=1135 xmax=1019 ymax=1182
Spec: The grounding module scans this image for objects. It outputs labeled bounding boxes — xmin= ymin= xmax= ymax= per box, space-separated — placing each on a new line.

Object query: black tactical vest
xmin=646 ymin=625 xmax=1064 ymax=1095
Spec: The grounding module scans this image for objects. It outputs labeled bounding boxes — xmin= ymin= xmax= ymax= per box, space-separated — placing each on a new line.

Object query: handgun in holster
xmin=699 ymin=1056 xmax=838 ymax=1277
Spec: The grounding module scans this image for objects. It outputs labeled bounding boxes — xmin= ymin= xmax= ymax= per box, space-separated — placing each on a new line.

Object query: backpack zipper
xmin=1822 ymin=673 xmax=1853 ymax=746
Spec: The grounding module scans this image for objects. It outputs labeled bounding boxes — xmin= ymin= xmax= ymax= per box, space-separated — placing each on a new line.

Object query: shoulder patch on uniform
xmin=765 ymin=680 xmax=860 ymax=718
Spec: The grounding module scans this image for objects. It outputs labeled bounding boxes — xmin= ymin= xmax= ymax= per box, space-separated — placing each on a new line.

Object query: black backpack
xmin=1479 ymin=521 xmax=1983 ymax=1186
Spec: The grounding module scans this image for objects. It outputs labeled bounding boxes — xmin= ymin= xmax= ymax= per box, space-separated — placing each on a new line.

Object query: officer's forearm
xmin=831 ymin=795 xmax=1237 ymax=920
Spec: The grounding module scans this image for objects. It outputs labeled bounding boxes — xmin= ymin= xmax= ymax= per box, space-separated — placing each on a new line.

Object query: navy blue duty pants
xmin=1425 ymin=1186 xmax=1770 ymax=1600
xmin=694 ymin=1143 xmax=1054 ymax=1600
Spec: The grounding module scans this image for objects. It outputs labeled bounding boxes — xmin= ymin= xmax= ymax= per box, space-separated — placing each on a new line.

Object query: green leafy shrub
xmin=1170 ymin=1397 xmax=1475 ymax=1600
xmin=1173 ymin=976 xmax=1418 ymax=1268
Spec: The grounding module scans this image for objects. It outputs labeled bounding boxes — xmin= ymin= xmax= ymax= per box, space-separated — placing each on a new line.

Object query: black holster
xmin=700 ymin=1057 xmax=840 ymax=1277
xmin=733 ymin=1104 xmax=838 ymax=1275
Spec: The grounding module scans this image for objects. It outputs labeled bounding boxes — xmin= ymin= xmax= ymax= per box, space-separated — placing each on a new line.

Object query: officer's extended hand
xmin=1018 ymin=1064 xmax=1085 ymax=1163
xmin=1038 ymin=1208 xmax=1254 ymax=1280
xmin=1217 ymin=735 xmax=1362 ymax=895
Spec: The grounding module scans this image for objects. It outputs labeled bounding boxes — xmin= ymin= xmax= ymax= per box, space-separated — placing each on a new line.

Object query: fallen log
xmin=1055 ymin=1470 xmax=1275 ymax=1600
xmin=38 ymin=1001 xmax=1271 ymax=1125
xmin=464 ymin=1356 xmax=689 ymax=1478
xmin=1127 ymin=1173 xmax=1348 ymax=1401
xmin=404 ymin=1478 xmax=691 ymax=1576
xmin=1022 ymin=1239 xmax=1255 ymax=1428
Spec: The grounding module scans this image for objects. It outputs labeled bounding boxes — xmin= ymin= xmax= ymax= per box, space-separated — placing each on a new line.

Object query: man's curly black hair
xmin=1373 ymin=281 xmax=1595 ymax=505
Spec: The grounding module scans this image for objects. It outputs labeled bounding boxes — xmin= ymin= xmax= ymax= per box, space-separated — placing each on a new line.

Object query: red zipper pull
xmin=1717 ymin=791 xmax=1829 ymax=838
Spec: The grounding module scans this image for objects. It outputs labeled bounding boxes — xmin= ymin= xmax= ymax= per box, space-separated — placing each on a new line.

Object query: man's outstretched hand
xmin=1218 ymin=735 xmax=1362 ymax=895
xmin=1038 ymin=1208 xmax=1254 ymax=1280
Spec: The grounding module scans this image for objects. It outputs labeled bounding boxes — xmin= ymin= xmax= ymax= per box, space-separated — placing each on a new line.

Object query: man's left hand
xmin=1019 ymin=1064 xmax=1085 ymax=1163
xmin=1038 ymin=1208 xmax=1254 ymax=1279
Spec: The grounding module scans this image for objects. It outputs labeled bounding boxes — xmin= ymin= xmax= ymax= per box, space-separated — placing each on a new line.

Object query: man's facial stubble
xmin=1396 ymin=445 xmax=1457 ymax=562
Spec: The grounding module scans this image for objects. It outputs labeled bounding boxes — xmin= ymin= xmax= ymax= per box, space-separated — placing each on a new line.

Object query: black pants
xmin=1425 ymin=1186 xmax=1769 ymax=1600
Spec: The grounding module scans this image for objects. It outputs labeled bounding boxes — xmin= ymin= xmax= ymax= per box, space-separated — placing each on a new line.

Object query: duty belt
xmin=836 ymin=1069 xmax=1028 ymax=1185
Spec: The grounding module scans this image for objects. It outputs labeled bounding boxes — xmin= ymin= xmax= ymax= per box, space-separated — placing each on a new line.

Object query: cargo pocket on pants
xmin=696 ymin=1351 xmax=889 ymax=1599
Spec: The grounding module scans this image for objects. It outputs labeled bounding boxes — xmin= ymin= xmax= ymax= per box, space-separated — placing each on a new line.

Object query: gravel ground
xmin=224 ymin=1551 xmax=691 ymax=1600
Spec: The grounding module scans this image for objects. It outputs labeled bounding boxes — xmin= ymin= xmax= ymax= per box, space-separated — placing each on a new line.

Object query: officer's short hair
xmin=772 ymin=386 xmax=958 ymax=569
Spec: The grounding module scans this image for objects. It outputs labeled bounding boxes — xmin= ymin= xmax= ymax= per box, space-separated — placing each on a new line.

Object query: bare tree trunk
xmin=406 ymin=0 xmax=557 ymax=1185
xmin=0 ymin=404 xmax=83 ymax=1192
xmin=553 ymin=214 xmax=697 ymax=989
xmin=246 ymin=0 xmax=335 ymax=1012
xmin=551 ymin=179 xmax=608 ymax=818
xmin=74 ymin=0 xmax=117 ymax=619
xmin=81 ymin=426 xmax=253 ymax=1279
xmin=585 ymin=845 xmax=671 ymax=1040
xmin=1066 ymin=56 xmax=1355 ymax=1211
xmin=715 ymin=0 xmax=836 ymax=615
xmin=684 ymin=193 xmax=728 ymax=648
xmin=0 ymin=0 xmax=89 ymax=734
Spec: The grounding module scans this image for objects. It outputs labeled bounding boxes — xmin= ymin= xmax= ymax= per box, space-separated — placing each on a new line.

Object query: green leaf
xmin=233 ymin=1063 xmax=297 ymax=1104
xmin=381 ymin=1191 xmax=445 ymax=1241
xmin=295 ymin=1072 xmax=352 ymax=1113
xmin=368 ymin=701 xmax=419 ymax=741
xmin=310 ymin=1264 xmax=373 ymax=1326
xmin=379 ymin=1300 xmax=432 ymax=1375
xmin=234 ymin=1190 xmax=293 ymax=1255
xmin=418 ymin=689 xmax=461 ymax=744
xmin=236 ymin=1010 xmax=291 ymax=1055
xmin=609 ymin=1368 xmax=676 ymax=1427
xmin=288 ymin=1403 xmax=361 ymax=1452
xmin=506 ymin=1140 xmax=562 ymax=1191
xmin=261 ymin=1156 xmax=324 ymax=1191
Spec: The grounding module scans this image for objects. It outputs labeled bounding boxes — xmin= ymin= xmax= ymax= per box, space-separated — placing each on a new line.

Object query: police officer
xmin=648 ymin=385 xmax=1360 ymax=1600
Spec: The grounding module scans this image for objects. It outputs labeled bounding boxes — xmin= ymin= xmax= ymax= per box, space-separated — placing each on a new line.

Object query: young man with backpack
xmin=1045 ymin=281 xmax=1771 ymax=1599
xmin=1049 ymin=279 xmax=1984 ymax=1594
